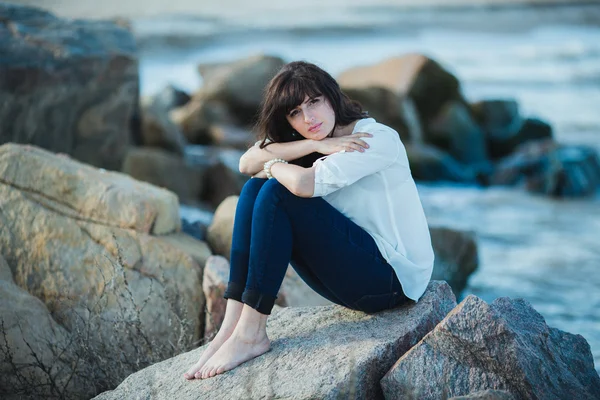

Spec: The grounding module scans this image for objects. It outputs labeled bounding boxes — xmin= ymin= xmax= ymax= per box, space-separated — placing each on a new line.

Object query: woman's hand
xmin=313 ymin=132 xmax=373 ymax=155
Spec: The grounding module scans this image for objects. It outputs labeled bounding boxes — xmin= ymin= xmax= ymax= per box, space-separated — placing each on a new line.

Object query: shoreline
xmin=8 ymin=0 xmax=598 ymax=20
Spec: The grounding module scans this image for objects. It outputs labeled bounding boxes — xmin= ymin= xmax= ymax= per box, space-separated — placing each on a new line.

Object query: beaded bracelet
xmin=263 ymin=158 xmax=288 ymax=179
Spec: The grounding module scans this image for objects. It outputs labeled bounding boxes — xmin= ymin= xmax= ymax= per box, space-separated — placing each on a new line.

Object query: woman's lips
xmin=308 ymin=122 xmax=322 ymax=132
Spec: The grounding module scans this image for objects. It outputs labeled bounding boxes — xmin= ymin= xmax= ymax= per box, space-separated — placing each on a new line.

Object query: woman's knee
xmin=257 ymin=178 xmax=290 ymax=199
xmin=240 ymin=177 xmax=267 ymax=200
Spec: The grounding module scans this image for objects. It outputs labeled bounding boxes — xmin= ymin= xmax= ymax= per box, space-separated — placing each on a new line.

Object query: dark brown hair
xmin=255 ymin=61 xmax=368 ymax=167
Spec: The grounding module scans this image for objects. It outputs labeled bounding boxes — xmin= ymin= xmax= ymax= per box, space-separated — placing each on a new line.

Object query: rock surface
xmin=0 ymin=144 xmax=205 ymax=397
xmin=95 ymin=281 xmax=456 ymax=400
xmin=0 ymin=255 xmax=95 ymax=399
xmin=381 ymin=295 xmax=600 ymax=399
xmin=0 ymin=3 xmax=138 ymax=171
xmin=0 ymin=143 xmax=180 ymax=235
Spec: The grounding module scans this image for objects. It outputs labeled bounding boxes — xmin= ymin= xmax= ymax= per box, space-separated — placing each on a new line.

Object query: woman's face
xmin=286 ymin=95 xmax=335 ymax=141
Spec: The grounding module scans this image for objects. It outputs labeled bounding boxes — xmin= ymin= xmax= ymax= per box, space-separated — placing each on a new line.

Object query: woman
xmin=184 ymin=61 xmax=434 ymax=380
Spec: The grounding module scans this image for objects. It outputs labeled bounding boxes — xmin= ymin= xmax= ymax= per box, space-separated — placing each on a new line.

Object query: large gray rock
xmin=0 ymin=144 xmax=204 ymax=398
xmin=0 ymin=143 xmax=180 ymax=235
xmin=381 ymin=295 xmax=600 ymax=399
xmin=338 ymin=54 xmax=462 ymax=136
xmin=0 ymin=3 xmax=138 ymax=171
xmin=94 ymin=281 xmax=456 ymax=400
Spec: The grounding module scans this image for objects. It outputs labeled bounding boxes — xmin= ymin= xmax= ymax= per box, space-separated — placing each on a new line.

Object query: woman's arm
xmin=269 ymin=163 xmax=315 ymax=198
xmin=238 ymin=140 xmax=317 ymax=176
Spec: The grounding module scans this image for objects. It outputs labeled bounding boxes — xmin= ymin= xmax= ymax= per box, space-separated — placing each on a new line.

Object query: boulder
xmin=94 ymin=281 xmax=457 ymax=400
xmin=206 ymin=196 xmax=239 ymax=260
xmin=0 ymin=143 xmax=180 ymax=235
xmin=341 ymin=86 xmax=411 ymax=141
xmin=0 ymin=3 xmax=138 ymax=171
xmin=471 ymin=100 xmax=552 ymax=160
xmin=338 ymin=54 xmax=462 ymax=132
xmin=122 ymin=147 xmax=207 ymax=206
xmin=0 ymin=144 xmax=205 ymax=396
xmin=139 ymin=101 xmax=188 ymax=155
xmin=430 ymin=227 xmax=479 ymax=296
xmin=150 ymin=84 xmax=191 ymax=112
xmin=490 ymin=139 xmax=600 ymax=197
xmin=427 ymin=101 xmax=489 ymax=166
xmin=381 ymin=295 xmax=600 ymax=399
xmin=197 ymin=54 xmax=285 ymax=124
xmin=170 ymin=98 xmax=237 ymax=144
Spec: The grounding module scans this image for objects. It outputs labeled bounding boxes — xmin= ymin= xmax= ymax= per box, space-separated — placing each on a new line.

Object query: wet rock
xmin=0 ymin=144 xmax=204 ymax=397
xmin=427 ymin=101 xmax=489 ymax=166
xmin=430 ymin=227 xmax=478 ymax=296
xmin=491 ymin=139 xmax=600 ymax=197
xmin=405 ymin=143 xmax=477 ymax=183
xmin=197 ymin=54 xmax=285 ymax=124
xmin=381 ymin=295 xmax=600 ymax=399
xmin=94 ymin=281 xmax=457 ymax=400
xmin=122 ymin=147 xmax=207 ymax=206
xmin=471 ymin=100 xmax=552 ymax=160
xmin=0 ymin=3 xmax=138 ymax=171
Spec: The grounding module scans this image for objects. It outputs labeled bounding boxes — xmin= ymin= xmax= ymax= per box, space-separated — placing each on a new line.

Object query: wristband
xmin=263 ymin=158 xmax=288 ymax=179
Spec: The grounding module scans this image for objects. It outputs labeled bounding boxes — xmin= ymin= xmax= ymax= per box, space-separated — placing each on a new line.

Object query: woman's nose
xmin=304 ymin=112 xmax=314 ymax=123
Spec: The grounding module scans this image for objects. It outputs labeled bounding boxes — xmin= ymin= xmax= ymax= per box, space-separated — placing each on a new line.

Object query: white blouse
xmin=312 ymin=118 xmax=434 ymax=301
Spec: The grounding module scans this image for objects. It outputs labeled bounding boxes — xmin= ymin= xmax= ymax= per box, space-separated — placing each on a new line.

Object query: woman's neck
xmin=331 ymin=119 xmax=360 ymax=138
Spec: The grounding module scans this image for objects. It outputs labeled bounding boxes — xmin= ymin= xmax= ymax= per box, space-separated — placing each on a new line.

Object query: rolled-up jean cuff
xmin=241 ymin=288 xmax=277 ymax=315
xmin=223 ymin=282 xmax=245 ymax=302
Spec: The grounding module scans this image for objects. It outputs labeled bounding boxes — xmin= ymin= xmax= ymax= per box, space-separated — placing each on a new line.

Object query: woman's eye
xmin=310 ymin=98 xmax=319 ymax=104
xmin=290 ymin=110 xmax=298 ymax=117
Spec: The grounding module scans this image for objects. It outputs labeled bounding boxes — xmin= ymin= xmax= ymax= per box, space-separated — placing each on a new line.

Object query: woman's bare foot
xmin=198 ymin=304 xmax=271 ymax=379
xmin=183 ymin=296 xmax=244 ymax=380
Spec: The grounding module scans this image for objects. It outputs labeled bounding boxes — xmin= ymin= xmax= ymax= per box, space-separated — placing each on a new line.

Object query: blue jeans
xmin=223 ymin=178 xmax=411 ymax=315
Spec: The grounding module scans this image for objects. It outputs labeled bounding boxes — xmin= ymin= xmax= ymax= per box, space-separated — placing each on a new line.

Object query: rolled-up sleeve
xmin=312 ymin=127 xmax=403 ymax=197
